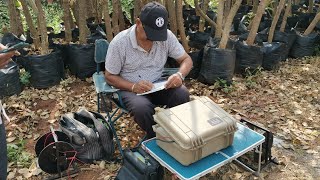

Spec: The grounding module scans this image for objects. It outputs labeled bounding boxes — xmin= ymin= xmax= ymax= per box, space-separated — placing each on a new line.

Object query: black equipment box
xmin=116 ymin=147 xmax=163 ymax=180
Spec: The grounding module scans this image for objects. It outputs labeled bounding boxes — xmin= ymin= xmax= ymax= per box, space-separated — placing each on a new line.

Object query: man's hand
xmin=132 ymin=80 xmax=154 ymax=94
xmin=165 ymin=73 xmax=183 ymax=89
xmin=0 ymin=44 xmax=19 ymax=69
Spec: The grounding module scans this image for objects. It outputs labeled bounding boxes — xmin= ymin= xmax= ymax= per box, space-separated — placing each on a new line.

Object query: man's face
xmin=136 ymin=19 xmax=149 ymax=41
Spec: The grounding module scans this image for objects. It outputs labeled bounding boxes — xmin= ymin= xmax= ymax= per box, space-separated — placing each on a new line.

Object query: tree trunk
xmin=62 ymin=0 xmax=72 ymax=43
xmin=194 ymin=0 xmax=218 ymax=29
xmin=78 ymin=0 xmax=88 ymax=44
xmin=167 ymin=0 xmax=178 ymax=36
xmin=308 ymin=0 xmax=313 ymax=13
xmin=268 ymin=0 xmax=285 ymax=43
xmin=224 ymin=0 xmax=232 ymax=18
xmin=7 ymin=0 xmax=24 ymax=35
xmin=35 ymin=0 xmax=49 ymax=55
xmin=112 ymin=0 xmax=120 ymax=35
xmin=271 ymin=1 xmax=278 ymax=17
xmin=71 ymin=0 xmax=80 ymax=27
xmin=253 ymin=0 xmax=259 ymax=13
xmin=96 ymin=0 xmax=103 ymax=23
xmin=141 ymin=0 xmax=149 ymax=6
xmin=134 ymin=0 xmax=141 ymax=21
xmin=103 ymin=0 xmax=113 ymax=41
xmin=280 ymin=0 xmax=292 ymax=32
xmin=155 ymin=0 xmax=163 ymax=3
xmin=199 ymin=0 xmax=209 ymax=32
xmin=176 ymin=0 xmax=189 ymax=52
xmin=86 ymin=0 xmax=94 ymax=19
xmin=246 ymin=0 xmax=270 ymax=45
xmin=303 ymin=12 xmax=320 ymax=35
xmin=20 ymin=0 xmax=40 ymax=49
xmin=215 ymin=0 xmax=225 ymax=38
xmin=219 ymin=0 xmax=243 ymax=49
xmin=118 ymin=2 xmax=125 ymax=31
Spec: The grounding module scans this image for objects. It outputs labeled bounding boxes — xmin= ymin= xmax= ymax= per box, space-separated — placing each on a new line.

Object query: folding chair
xmin=92 ymin=39 xmax=179 ymax=158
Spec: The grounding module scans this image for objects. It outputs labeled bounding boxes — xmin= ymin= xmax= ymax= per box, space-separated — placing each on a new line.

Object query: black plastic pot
xmin=0 ymin=61 xmax=21 ymax=98
xmin=289 ymin=31 xmax=318 ymax=58
xmin=258 ymin=29 xmax=296 ymax=61
xmin=235 ymin=41 xmax=263 ymax=75
xmin=198 ymin=44 xmax=235 ymax=85
xmin=186 ymin=49 xmax=204 ymax=79
xmin=66 ymin=44 xmax=96 ymax=79
xmin=188 ymin=31 xmax=211 ymax=50
xmin=262 ymin=42 xmax=286 ymax=70
xmin=283 ymin=30 xmax=297 ymax=60
xmin=23 ymin=49 xmax=65 ymax=89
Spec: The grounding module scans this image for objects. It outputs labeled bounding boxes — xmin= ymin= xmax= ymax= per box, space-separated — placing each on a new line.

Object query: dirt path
xmin=4 ymin=57 xmax=320 ymax=180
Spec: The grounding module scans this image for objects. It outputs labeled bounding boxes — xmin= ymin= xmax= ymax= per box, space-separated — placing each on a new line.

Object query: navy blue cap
xmin=140 ymin=2 xmax=168 ymax=41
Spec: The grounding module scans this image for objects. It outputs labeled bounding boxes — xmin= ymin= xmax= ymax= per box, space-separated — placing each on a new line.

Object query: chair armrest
xmin=93 ymin=72 xmax=119 ymax=94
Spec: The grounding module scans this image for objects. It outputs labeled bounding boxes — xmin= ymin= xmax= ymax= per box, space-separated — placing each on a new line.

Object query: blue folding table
xmin=142 ymin=123 xmax=265 ymax=180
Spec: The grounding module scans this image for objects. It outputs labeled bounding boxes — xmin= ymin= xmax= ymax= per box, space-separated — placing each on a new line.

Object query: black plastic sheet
xmin=237 ymin=5 xmax=252 ymax=14
xmin=198 ymin=39 xmax=236 ymax=85
xmin=258 ymin=29 xmax=289 ymax=43
xmin=23 ymin=49 xmax=64 ymax=89
xmin=87 ymin=26 xmax=107 ymax=44
xmin=1 ymin=33 xmax=23 ymax=45
xmin=290 ymin=31 xmax=318 ymax=58
xmin=1 ymin=33 xmax=28 ymax=56
xmin=50 ymin=43 xmax=68 ymax=68
xmin=0 ymin=61 xmax=21 ymax=98
xmin=232 ymin=13 xmax=245 ymax=33
xmin=297 ymin=13 xmax=316 ymax=29
xmin=284 ymin=30 xmax=297 ymax=60
xmin=238 ymin=33 xmax=263 ymax=45
xmin=287 ymin=16 xmax=299 ymax=29
xmin=262 ymin=42 xmax=286 ymax=70
xmin=188 ymin=31 xmax=211 ymax=49
xmin=66 ymin=44 xmax=96 ymax=79
xmin=186 ymin=49 xmax=204 ymax=79
xmin=258 ymin=29 xmax=296 ymax=61
xmin=235 ymin=41 xmax=263 ymax=74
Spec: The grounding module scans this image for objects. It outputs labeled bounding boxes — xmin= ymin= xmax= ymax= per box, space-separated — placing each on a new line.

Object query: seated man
xmin=104 ymin=2 xmax=193 ymax=139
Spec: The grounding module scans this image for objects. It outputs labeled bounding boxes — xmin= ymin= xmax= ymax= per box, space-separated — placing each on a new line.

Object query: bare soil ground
xmin=3 ymin=57 xmax=319 ymax=180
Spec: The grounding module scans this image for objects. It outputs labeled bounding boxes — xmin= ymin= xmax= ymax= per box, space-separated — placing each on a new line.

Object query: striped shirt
xmin=105 ymin=25 xmax=185 ymax=83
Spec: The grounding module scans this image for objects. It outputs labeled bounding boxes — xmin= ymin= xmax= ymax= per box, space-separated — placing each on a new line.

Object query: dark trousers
xmin=0 ymin=122 xmax=7 ymax=180
xmin=120 ymin=85 xmax=190 ymax=139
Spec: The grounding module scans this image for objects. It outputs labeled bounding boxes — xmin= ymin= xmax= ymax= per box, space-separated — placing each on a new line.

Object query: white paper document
xmin=137 ymin=81 xmax=167 ymax=96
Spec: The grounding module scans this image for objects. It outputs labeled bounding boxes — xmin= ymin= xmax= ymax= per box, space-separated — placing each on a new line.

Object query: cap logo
xmin=155 ymin=17 xmax=165 ymax=27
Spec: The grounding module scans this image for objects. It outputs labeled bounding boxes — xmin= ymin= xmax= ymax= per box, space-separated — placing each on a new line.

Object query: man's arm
xmin=105 ymin=71 xmax=135 ymax=92
xmin=176 ymin=52 xmax=193 ymax=78
xmin=165 ymin=52 xmax=193 ymax=89
xmin=105 ymin=71 xmax=153 ymax=94
xmin=0 ymin=44 xmax=17 ymax=69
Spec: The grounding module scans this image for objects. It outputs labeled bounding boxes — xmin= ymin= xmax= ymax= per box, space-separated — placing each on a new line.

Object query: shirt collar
xmin=130 ymin=24 xmax=159 ymax=52
xmin=129 ymin=25 xmax=139 ymax=49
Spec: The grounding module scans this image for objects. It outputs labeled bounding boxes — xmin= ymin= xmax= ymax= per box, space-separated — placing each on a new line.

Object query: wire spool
xmin=35 ymin=130 xmax=76 ymax=174
xmin=35 ymin=131 xmax=70 ymax=157
xmin=38 ymin=141 xmax=75 ymax=174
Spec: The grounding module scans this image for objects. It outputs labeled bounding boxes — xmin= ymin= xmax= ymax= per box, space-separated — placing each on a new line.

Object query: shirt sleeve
xmin=167 ymin=30 xmax=186 ymax=60
xmin=105 ymin=39 xmax=123 ymax=75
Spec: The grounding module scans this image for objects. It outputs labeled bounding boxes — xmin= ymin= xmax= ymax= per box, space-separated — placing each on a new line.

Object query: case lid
xmin=154 ymin=96 xmax=237 ymax=150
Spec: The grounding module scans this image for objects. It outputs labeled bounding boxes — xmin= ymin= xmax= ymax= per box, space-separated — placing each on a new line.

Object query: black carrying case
xmin=116 ymin=147 xmax=163 ymax=180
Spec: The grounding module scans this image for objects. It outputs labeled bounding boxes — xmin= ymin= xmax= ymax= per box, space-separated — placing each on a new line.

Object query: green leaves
xmin=7 ymin=139 xmax=33 ymax=168
xmin=19 ymin=69 xmax=31 ymax=86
